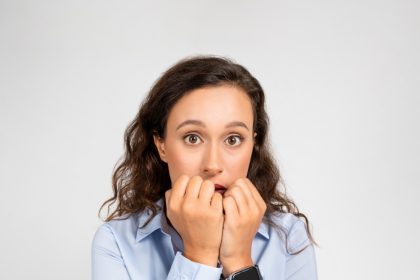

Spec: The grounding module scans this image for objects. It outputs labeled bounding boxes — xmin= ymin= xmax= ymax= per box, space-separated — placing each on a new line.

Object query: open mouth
xmin=214 ymin=184 xmax=227 ymax=195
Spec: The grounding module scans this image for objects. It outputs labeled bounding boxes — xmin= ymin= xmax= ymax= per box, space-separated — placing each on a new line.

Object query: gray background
xmin=1 ymin=0 xmax=419 ymax=279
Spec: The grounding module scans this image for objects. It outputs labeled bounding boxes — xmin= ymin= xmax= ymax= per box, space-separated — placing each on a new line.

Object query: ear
xmin=153 ymin=134 xmax=167 ymax=163
xmin=253 ymin=132 xmax=258 ymax=146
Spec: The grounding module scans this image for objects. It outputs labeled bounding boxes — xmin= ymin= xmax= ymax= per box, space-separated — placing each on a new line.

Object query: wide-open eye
xmin=183 ymin=134 xmax=202 ymax=145
xmin=225 ymin=135 xmax=243 ymax=147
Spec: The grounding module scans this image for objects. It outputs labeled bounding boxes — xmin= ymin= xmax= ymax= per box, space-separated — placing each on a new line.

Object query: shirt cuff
xmin=167 ymin=251 xmax=223 ymax=280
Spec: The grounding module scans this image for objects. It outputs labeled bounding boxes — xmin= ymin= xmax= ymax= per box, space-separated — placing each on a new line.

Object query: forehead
xmin=167 ymin=85 xmax=254 ymax=130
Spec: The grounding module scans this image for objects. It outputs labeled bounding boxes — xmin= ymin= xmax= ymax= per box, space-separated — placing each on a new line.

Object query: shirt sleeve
xmin=166 ymin=251 xmax=223 ymax=280
xmin=285 ymin=220 xmax=318 ymax=280
xmin=91 ymin=224 xmax=130 ymax=280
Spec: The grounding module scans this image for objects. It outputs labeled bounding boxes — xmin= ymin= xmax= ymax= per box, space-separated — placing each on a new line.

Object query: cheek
xmin=224 ymin=147 xmax=254 ymax=177
xmin=166 ymin=148 xmax=202 ymax=180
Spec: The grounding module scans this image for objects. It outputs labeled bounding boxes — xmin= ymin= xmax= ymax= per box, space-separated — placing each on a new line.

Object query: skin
xmin=153 ymin=85 xmax=267 ymax=276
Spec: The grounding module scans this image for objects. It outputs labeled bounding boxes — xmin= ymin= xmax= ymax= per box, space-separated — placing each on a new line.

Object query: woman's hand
xmin=165 ymin=175 xmax=224 ymax=267
xmin=219 ymin=178 xmax=267 ymax=276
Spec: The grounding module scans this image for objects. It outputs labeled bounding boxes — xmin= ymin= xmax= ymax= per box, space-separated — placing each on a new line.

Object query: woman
xmin=92 ymin=56 xmax=318 ymax=280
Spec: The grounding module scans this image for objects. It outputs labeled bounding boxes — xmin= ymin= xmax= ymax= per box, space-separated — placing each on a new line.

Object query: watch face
xmin=231 ymin=266 xmax=262 ymax=280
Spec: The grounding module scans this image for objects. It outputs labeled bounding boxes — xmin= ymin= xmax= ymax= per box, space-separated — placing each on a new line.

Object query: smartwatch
xmin=220 ymin=265 xmax=262 ymax=280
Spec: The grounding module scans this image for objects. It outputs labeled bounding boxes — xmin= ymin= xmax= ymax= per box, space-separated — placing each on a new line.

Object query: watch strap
xmin=220 ymin=264 xmax=262 ymax=280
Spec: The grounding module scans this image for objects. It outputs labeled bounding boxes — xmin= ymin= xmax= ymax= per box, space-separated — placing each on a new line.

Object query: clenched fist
xmin=165 ymin=175 xmax=224 ymax=267
xmin=219 ymin=178 xmax=267 ymax=276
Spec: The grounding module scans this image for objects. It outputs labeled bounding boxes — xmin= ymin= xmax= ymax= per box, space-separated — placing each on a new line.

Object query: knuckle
xmin=262 ymin=201 xmax=267 ymax=209
xmin=176 ymin=174 xmax=189 ymax=185
xmin=202 ymin=180 xmax=213 ymax=190
xmin=236 ymin=177 xmax=246 ymax=185
xmin=165 ymin=189 xmax=171 ymax=198
xmin=212 ymin=192 xmax=222 ymax=201
xmin=191 ymin=175 xmax=203 ymax=182
xmin=203 ymin=179 xmax=213 ymax=186
xmin=245 ymin=178 xmax=253 ymax=185
xmin=230 ymin=186 xmax=241 ymax=195
xmin=262 ymin=203 xmax=267 ymax=212
xmin=167 ymin=202 xmax=177 ymax=213
xmin=180 ymin=174 xmax=189 ymax=181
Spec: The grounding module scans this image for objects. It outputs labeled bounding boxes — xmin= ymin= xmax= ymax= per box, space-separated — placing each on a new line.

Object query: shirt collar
xmin=135 ymin=198 xmax=270 ymax=242
xmin=135 ymin=198 xmax=166 ymax=242
xmin=257 ymin=219 xmax=269 ymax=239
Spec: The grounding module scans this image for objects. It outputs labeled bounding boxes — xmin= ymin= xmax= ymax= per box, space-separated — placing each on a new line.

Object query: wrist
xmin=183 ymin=248 xmax=219 ymax=267
xmin=221 ymin=257 xmax=253 ymax=277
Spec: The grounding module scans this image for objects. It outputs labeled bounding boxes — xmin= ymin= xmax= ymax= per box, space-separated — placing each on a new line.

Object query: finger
xmin=234 ymin=178 xmax=256 ymax=206
xmin=222 ymin=196 xmax=239 ymax=218
xmin=198 ymin=180 xmax=215 ymax=204
xmin=210 ymin=191 xmax=223 ymax=211
xmin=244 ymin=178 xmax=266 ymax=211
xmin=170 ymin=175 xmax=189 ymax=205
xmin=225 ymin=186 xmax=249 ymax=216
xmin=184 ymin=175 xmax=203 ymax=201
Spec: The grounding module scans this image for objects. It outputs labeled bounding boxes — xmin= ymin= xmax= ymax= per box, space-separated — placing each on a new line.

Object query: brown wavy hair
xmin=99 ymin=55 xmax=318 ymax=254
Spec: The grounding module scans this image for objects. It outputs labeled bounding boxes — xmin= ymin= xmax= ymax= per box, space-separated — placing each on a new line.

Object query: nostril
xmin=203 ymin=168 xmax=223 ymax=175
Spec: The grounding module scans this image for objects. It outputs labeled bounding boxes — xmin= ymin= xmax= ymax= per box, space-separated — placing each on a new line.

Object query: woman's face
xmin=153 ymin=85 xmax=256 ymax=189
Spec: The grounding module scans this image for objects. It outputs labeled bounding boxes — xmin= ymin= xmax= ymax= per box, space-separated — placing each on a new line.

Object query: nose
xmin=202 ymin=142 xmax=223 ymax=176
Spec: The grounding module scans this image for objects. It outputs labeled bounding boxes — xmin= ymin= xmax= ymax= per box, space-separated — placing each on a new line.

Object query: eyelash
xmin=183 ymin=133 xmax=244 ymax=147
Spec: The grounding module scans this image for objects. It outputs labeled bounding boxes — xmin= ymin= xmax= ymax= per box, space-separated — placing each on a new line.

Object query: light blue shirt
xmin=91 ymin=198 xmax=318 ymax=279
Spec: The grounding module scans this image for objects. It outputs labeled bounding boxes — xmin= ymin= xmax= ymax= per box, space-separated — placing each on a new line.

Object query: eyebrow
xmin=175 ymin=119 xmax=249 ymax=131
